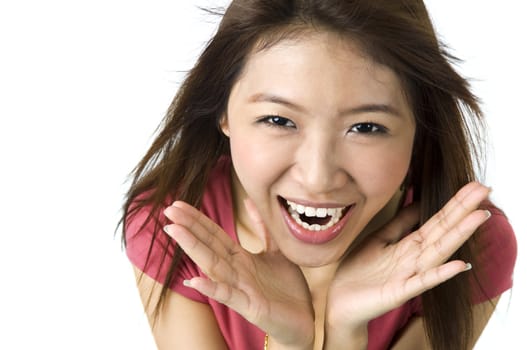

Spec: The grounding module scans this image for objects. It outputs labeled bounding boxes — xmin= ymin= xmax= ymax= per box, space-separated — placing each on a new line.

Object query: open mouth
xmin=278 ymin=197 xmax=353 ymax=241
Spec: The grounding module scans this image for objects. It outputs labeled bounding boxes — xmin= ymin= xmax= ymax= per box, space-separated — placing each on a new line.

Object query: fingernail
xmin=464 ymin=263 xmax=472 ymax=271
xmin=485 ymin=210 xmax=492 ymax=219
xmin=163 ymin=225 xmax=171 ymax=234
xmin=183 ymin=279 xmax=192 ymax=287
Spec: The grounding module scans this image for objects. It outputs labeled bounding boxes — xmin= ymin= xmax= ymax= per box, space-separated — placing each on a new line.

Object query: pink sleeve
xmin=125 ymin=204 xmax=208 ymax=303
xmin=470 ymin=206 xmax=518 ymax=304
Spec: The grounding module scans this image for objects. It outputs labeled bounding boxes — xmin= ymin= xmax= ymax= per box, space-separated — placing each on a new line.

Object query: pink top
xmin=125 ymin=157 xmax=517 ymax=349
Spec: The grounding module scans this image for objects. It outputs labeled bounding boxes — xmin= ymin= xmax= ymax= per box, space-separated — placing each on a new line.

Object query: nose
xmin=294 ymin=133 xmax=348 ymax=195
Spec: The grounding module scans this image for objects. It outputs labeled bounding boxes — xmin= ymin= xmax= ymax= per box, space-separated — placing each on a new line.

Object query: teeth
xmin=286 ymin=199 xmax=347 ymax=232
xmin=304 ymin=207 xmax=316 ymax=217
xmin=296 ymin=204 xmax=305 ymax=214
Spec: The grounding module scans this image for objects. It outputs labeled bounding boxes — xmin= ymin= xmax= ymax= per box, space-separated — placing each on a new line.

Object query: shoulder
xmin=124 ymin=156 xmax=237 ymax=297
xmin=200 ymin=156 xmax=237 ymax=240
xmin=125 ymin=156 xmax=235 ymax=247
xmin=477 ymin=203 xmax=517 ymax=269
xmin=471 ymin=202 xmax=518 ymax=303
xmin=124 ymin=191 xmax=172 ymax=266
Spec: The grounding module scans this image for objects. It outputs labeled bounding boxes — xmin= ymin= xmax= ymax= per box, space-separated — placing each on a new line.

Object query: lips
xmin=278 ymin=196 xmax=354 ymax=244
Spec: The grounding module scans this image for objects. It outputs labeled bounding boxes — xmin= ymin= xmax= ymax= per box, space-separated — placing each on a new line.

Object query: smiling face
xmin=220 ymin=31 xmax=416 ymax=267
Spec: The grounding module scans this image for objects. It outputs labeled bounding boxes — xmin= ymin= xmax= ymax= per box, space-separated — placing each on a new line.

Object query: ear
xmin=219 ymin=113 xmax=230 ymax=137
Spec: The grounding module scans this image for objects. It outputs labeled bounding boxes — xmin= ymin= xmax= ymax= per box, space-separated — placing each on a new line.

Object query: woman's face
xmin=221 ymin=32 xmax=416 ymax=267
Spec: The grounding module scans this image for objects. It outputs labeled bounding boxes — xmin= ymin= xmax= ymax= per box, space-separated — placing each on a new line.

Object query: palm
xmin=327 ymin=182 xmax=491 ymax=327
xmin=328 ymin=224 xmax=431 ymax=325
xmin=164 ymin=201 xmax=314 ymax=346
xmin=239 ymin=249 xmax=314 ymax=342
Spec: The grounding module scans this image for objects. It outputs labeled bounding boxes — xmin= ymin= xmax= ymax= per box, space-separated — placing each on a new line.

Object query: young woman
xmin=121 ymin=1 xmax=517 ymax=349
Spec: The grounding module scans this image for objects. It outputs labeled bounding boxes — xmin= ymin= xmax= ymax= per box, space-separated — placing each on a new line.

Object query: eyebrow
xmin=248 ymin=93 xmax=401 ymax=117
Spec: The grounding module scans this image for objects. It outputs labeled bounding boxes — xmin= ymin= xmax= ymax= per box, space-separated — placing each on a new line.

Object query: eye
xmin=349 ymin=122 xmax=387 ymax=134
xmin=259 ymin=115 xmax=296 ymax=129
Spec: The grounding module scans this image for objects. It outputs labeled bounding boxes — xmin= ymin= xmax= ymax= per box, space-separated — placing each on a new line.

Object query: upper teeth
xmin=286 ymin=200 xmax=346 ymax=231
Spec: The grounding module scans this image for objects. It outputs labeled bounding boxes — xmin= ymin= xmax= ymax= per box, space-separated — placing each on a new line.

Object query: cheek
xmin=229 ymin=132 xmax=286 ymax=196
xmin=351 ymin=143 xmax=412 ymax=195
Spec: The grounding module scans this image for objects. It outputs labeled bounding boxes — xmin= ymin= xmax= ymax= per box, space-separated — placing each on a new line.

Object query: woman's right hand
xmin=163 ymin=200 xmax=315 ymax=349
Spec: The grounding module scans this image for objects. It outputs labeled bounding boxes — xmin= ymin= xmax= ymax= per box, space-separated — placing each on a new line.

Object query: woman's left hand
xmin=325 ymin=182 xmax=491 ymax=336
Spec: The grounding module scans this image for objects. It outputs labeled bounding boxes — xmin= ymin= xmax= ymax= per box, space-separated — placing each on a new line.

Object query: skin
xmin=223 ymin=32 xmax=416 ymax=268
xmin=151 ymin=31 xmax=496 ymax=349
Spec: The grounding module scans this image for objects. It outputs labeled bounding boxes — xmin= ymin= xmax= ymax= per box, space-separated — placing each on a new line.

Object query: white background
xmin=0 ymin=1 xmax=524 ymax=349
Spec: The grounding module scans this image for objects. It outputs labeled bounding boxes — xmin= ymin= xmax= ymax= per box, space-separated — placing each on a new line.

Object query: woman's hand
xmin=325 ymin=182 xmax=491 ymax=342
xmin=163 ymin=200 xmax=315 ymax=349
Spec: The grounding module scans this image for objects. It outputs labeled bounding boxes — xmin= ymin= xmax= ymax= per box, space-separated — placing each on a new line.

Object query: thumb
xmin=243 ymin=198 xmax=279 ymax=253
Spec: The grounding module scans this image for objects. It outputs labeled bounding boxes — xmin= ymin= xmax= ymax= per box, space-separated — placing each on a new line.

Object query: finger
xmin=164 ymin=201 xmax=238 ymax=257
xmin=418 ymin=208 xmax=490 ymax=270
xmin=163 ymin=209 xmax=233 ymax=268
xmin=164 ymin=223 xmax=239 ymax=285
xmin=420 ymin=182 xmax=490 ymax=243
xmin=183 ymin=277 xmax=253 ymax=318
xmin=400 ymin=260 xmax=471 ymax=300
xmin=375 ymin=203 xmax=420 ymax=243
xmin=244 ymin=198 xmax=279 ymax=253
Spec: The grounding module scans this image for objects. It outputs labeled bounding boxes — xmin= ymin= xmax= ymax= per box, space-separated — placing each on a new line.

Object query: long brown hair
xmin=121 ymin=1 xmax=487 ymax=349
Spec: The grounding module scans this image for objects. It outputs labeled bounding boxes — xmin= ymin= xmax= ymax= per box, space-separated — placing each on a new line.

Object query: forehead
xmin=230 ymin=31 xmax=411 ymax=113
